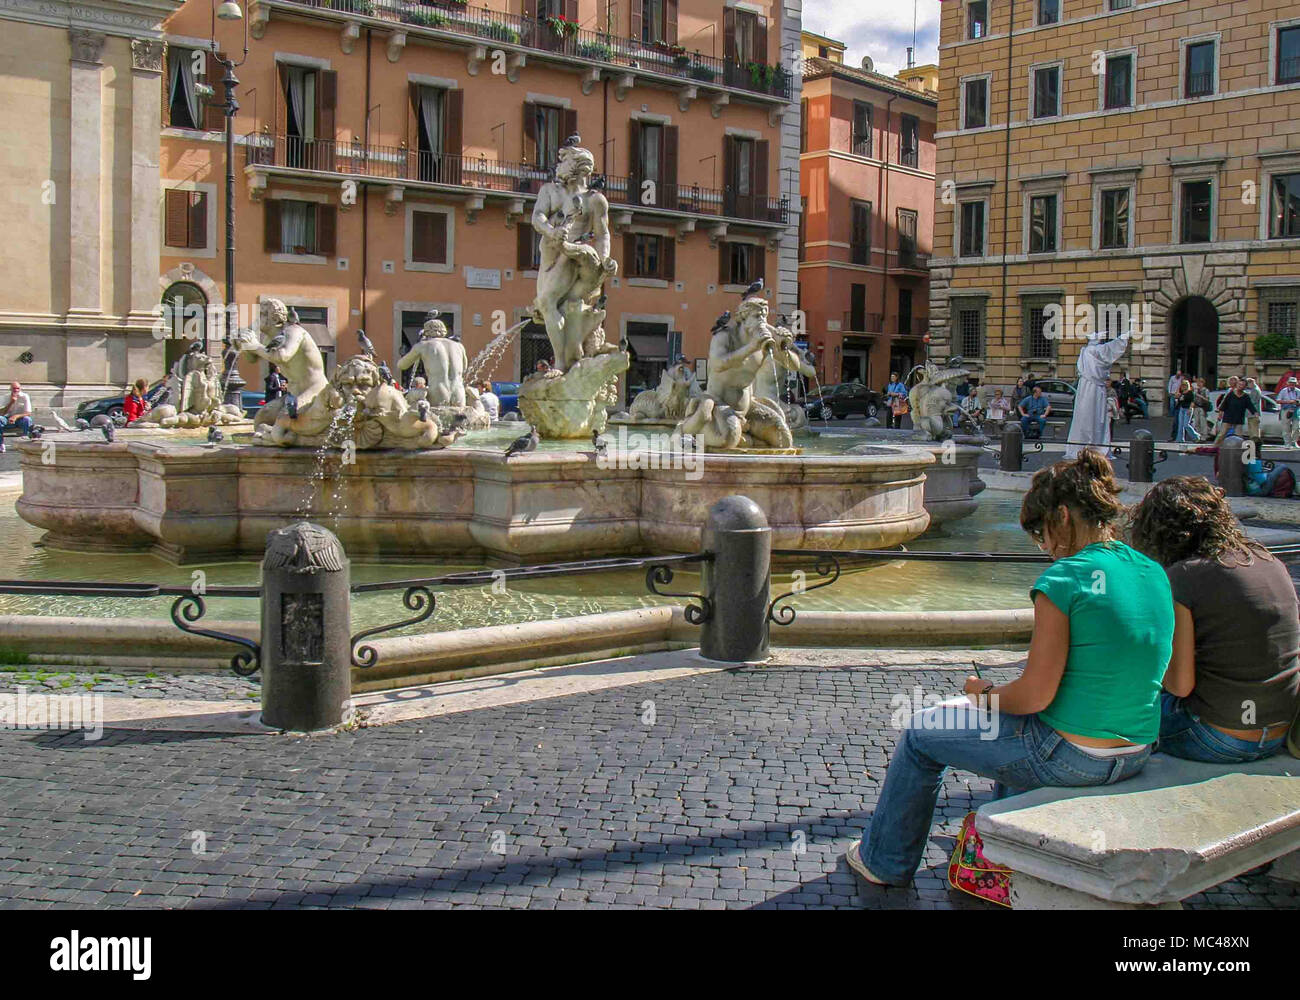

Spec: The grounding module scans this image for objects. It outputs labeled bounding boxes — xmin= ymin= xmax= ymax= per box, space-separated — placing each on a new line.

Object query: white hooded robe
xmin=1064 ymin=332 xmax=1131 ymax=460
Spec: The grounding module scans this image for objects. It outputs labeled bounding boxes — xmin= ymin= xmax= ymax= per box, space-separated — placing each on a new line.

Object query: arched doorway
xmin=160 ymin=281 xmax=209 ymax=374
xmin=1170 ymin=296 xmax=1219 ymax=386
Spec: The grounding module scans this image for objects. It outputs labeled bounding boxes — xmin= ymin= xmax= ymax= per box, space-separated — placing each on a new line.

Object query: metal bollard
xmin=700 ymin=495 xmax=771 ymax=663
xmin=1219 ymin=437 xmax=1246 ymax=497
xmin=260 ymin=522 xmax=353 ymax=731
xmin=1000 ymin=422 xmax=1023 ymax=472
xmin=1128 ymin=429 xmax=1154 ymax=483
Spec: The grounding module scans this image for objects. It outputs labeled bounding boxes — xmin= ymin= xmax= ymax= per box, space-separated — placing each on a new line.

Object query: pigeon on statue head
xmin=357 ymin=329 xmax=377 ymax=358
xmin=743 ymin=278 xmax=765 ymax=298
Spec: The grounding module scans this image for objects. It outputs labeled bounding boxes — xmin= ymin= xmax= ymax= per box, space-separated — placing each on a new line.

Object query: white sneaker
xmin=845 ymin=840 xmax=890 ymax=886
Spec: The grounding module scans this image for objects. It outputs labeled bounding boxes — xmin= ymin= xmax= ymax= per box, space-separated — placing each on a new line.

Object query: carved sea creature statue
xmin=627 ymin=361 xmax=700 ymax=422
xmin=753 ymin=330 xmax=816 ymax=432
xmin=139 ymin=344 xmax=242 ymax=428
xmin=907 ymin=357 xmax=976 ymax=441
xmin=675 ymin=294 xmax=794 ymax=451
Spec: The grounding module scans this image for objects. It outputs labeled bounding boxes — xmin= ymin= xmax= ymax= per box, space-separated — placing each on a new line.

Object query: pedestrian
xmin=1243 ymin=377 xmax=1263 ymax=443
xmin=1174 ymin=379 xmax=1200 ymax=443
xmin=1191 ymin=377 xmax=1211 ymax=440
xmin=845 ymin=452 xmax=1170 ymax=888
xmin=1130 ymin=477 xmax=1300 ymax=764
xmin=123 ymin=378 xmax=152 ymax=424
xmin=264 ymin=363 xmax=285 ymax=402
xmin=884 ymin=371 xmax=908 ymax=430
xmin=1278 ymin=376 xmax=1300 ymax=447
xmin=1106 ymin=387 xmax=1122 ymax=442
xmin=1166 ymin=368 xmax=1184 ymax=440
xmin=1065 ymin=330 xmax=1130 ymax=460
xmin=478 ymin=380 xmax=501 ymax=421
xmin=1018 ymin=384 xmax=1051 ymax=439
xmin=0 ymin=380 xmax=33 ymax=451
xmin=1214 ymin=376 xmax=1257 ymax=445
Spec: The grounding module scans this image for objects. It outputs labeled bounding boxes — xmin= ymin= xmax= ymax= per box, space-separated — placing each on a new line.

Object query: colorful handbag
xmin=947 ymin=811 xmax=1012 ymax=908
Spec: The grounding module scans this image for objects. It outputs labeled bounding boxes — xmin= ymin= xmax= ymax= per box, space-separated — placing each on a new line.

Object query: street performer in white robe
xmin=1064 ymin=329 xmax=1131 ymax=460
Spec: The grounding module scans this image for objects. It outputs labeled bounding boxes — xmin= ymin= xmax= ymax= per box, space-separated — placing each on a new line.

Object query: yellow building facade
xmin=931 ymin=0 xmax=1300 ymax=406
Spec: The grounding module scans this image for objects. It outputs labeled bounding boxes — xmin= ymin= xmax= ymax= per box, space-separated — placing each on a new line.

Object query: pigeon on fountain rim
xmin=504 ymin=425 xmax=539 ymax=459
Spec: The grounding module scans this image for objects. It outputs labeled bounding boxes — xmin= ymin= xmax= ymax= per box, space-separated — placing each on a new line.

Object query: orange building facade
xmin=159 ymin=0 xmax=802 ymax=396
xmin=798 ymin=55 xmax=936 ymax=389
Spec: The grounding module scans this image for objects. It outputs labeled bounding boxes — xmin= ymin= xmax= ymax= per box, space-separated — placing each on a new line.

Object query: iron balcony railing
xmin=246 ymin=134 xmax=790 ymax=224
xmin=281 ymin=0 xmax=793 ymax=100
xmin=842 ymin=311 xmax=883 ymax=333
xmin=896 ymin=247 xmax=930 ymax=270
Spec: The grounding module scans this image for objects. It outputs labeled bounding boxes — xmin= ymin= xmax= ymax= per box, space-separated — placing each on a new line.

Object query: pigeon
xmin=75 ymin=418 xmax=90 ymax=431
xmin=284 ymin=393 xmax=299 ymax=419
xmin=28 ymin=425 xmax=42 ymax=440
xmin=416 ymin=399 xmax=431 ymax=423
xmin=101 ymin=423 xmax=115 ymax=443
xmin=357 ymin=329 xmax=377 ymax=357
xmin=711 ymin=310 xmax=732 ymax=332
xmin=742 ymin=278 xmax=765 ymax=298
xmin=589 ymin=175 xmax=606 ymax=191
xmin=89 ymin=414 xmax=114 ymax=429
xmin=591 ymin=428 xmax=607 ymax=456
xmin=49 ymin=409 xmax=75 ymax=432
xmin=207 ymin=427 xmax=224 ymax=444
xmin=503 ymin=425 xmax=539 ymax=459
xmin=561 ymin=133 xmax=582 ymax=149
xmin=378 ymin=360 xmax=394 ymax=384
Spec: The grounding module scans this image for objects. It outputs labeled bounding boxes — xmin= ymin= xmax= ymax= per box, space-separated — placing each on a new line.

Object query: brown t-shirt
xmin=1167 ymin=551 xmax=1300 ymax=729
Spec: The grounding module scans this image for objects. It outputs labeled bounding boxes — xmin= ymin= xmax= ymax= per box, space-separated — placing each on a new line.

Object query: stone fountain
xmin=136 ymin=343 xmax=244 ymax=428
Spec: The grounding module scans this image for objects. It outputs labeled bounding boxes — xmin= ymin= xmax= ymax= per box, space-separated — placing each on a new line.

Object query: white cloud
xmin=802 ymin=0 xmax=941 ymax=77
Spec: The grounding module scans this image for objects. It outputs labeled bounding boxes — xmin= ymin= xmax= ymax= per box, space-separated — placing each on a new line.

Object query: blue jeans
xmin=859 ymin=705 xmax=1151 ymax=885
xmin=1175 ymin=407 xmax=1199 ymax=442
xmin=0 ymin=415 xmax=32 ymax=435
xmin=1157 ymin=693 xmax=1287 ymax=764
xmin=1020 ymin=415 xmax=1045 ymax=438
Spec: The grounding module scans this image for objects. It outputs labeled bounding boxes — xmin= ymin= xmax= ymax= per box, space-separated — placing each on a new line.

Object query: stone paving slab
xmin=0 ymin=653 xmax=1294 ymax=910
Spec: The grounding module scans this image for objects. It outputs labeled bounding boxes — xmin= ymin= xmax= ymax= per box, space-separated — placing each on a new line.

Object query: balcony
xmin=244 ymin=134 xmax=789 ymax=226
xmin=842 ymin=311 xmax=883 ymax=333
xmin=895 ymin=247 xmax=930 ymax=270
xmin=259 ymin=0 xmax=793 ymax=102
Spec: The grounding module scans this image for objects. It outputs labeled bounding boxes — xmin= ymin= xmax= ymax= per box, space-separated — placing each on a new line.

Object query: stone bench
xmin=976 ymin=754 xmax=1300 ymax=909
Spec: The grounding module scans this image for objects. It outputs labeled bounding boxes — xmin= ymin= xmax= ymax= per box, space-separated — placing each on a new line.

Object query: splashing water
xmin=466 ymin=318 xmax=531 ymax=385
xmin=298 ymin=403 xmax=357 ymax=521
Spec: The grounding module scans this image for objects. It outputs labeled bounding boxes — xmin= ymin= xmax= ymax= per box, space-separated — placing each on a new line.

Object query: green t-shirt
xmin=1030 ymin=541 xmax=1173 ymax=744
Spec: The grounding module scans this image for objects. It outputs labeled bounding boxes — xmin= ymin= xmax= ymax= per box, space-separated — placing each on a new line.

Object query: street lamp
xmin=211 ymin=0 xmax=250 ymax=407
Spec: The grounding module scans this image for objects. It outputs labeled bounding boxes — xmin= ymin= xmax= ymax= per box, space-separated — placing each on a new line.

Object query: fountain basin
xmin=15 ymin=437 xmax=935 ymax=564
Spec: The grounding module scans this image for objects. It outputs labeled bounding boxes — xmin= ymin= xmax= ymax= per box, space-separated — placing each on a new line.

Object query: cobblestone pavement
xmin=0 ymin=661 xmax=1295 ymax=910
xmin=0 ymin=666 xmax=259 ymax=701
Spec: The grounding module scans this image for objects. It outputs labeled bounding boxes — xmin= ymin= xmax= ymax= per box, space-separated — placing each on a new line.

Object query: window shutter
xmin=564 ymin=0 xmax=577 ymax=21
xmin=162 ymin=49 xmax=171 ymax=127
xmin=630 ymin=0 xmax=642 ymax=41
xmin=662 ymin=126 xmax=678 ymax=209
xmin=723 ymin=6 xmax=736 ymax=63
xmin=522 ymin=101 xmax=538 ymax=166
xmin=719 ymin=242 xmax=730 ymax=286
xmin=204 ymin=52 xmax=226 ymax=131
xmin=444 ymin=88 xmax=464 ymax=185
xmin=188 ymin=191 xmax=207 ymax=249
xmin=755 ymin=15 xmax=769 ymax=64
xmin=429 ymin=212 xmax=448 ymax=264
xmin=412 ymin=211 xmax=432 ymax=262
xmin=274 ymin=63 xmax=287 ymax=156
xmin=624 ymin=232 xmax=636 ymax=275
xmin=628 ymin=119 xmax=642 ymax=201
xmin=754 ymin=245 xmax=766 ymax=286
xmin=317 ymin=70 xmax=337 ymax=171
xmin=723 ymin=136 xmax=737 ymax=215
xmin=316 ymin=203 xmax=337 ymax=256
xmin=264 ymin=199 xmax=282 ymax=253
xmin=165 ymin=189 xmax=189 ymax=247
xmin=662 ymin=236 xmax=675 ymax=282
xmin=666 ymin=0 xmax=678 ymax=45
xmin=562 ymin=108 xmax=578 ymax=144
xmin=754 ymin=139 xmax=770 ymax=218
xmin=523 ymin=0 xmax=536 ymax=17
xmin=518 ymin=223 xmax=536 ymax=270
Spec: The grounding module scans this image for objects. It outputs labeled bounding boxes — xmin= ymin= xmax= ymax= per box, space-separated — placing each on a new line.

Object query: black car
xmin=805 ymin=382 xmax=882 ymax=420
xmin=75 ymin=380 xmax=168 ymax=421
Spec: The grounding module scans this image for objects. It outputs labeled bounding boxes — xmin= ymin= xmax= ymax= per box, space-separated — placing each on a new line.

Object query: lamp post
xmin=213 ymin=0 xmax=250 ymax=407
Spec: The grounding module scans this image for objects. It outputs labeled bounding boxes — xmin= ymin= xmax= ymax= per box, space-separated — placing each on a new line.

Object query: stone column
xmin=67 ymin=30 xmax=105 ymax=319
xmin=129 ymin=39 xmax=165 ymax=326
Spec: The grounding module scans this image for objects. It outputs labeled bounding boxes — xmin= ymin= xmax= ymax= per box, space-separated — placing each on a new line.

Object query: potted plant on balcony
xmin=689 ymin=60 xmax=715 ymax=82
xmin=1254 ymin=331 xmax=1296 ymax=361
xmin=546 ymin=14 xmax=579 ymax=40
xmin=483 ymin=20 xmax=521 ymax=43
xmin=577 ymin=39 xmax=613 ymax=61
xmin=745 ymin=60 xmax=777 ymax=91
xmin=404 ymin=6 xmax=448 ymax=27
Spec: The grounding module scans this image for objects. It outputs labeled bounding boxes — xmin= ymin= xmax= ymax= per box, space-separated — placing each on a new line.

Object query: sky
xmin=802 ymin=0 xmax=941 ymax=77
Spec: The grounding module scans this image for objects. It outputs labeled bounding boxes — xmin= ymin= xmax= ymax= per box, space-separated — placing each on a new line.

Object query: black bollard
xmin=1000 ymin=422 xmax=1023 ymax=472
xmin=699 ymin=495 xmax=771 ymax=663
xmin=1219 ymin=437 xmax=1246 ymax=497
xmin=1128 ymin=429 xmax=1154 ymax=483
xmin=260 ymin=522 xmax=353 ymax=731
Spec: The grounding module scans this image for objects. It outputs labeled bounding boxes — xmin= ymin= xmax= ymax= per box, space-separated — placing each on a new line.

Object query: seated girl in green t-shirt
xmin=847 ymin=451 xmax=1174 ymax=888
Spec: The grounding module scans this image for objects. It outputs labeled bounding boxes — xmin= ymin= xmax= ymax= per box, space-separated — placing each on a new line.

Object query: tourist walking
xmin=884 ymin=372 xmax=908 ymax=430
xmin=1214 ymin=376 xmax=1257 ymax=445
xmin=264 ymin=364 xmax=286 ymax=403
xmin=1131 ymin=477 xmax=1300 ymax=763
xmin=1244 ymin=377 xmax=1264 ymax=442
xmin=1191 ymin=377 xmax=1211 ymax=440
xmin=1174 ymin=379 xmax=1200 ymax=443
xmin=1166 ymin=369 xmax=1184 ymax=440
xmin=1278 ymin=377 xmax=1300 ymax=447
xmin=846 ymin=452 xmax=1171 ymax=887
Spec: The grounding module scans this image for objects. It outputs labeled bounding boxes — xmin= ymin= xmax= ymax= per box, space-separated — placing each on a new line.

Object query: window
xmin=166 ymin=46 xmax=206 ymax=130
xmin=1104 ymin=54 xmax=1133 ymax=109
xmin=728 ymin=7 xmax=764 ymax=65
xmin=959 ymin=201 xmax=985 ymax=257
xmin=722 ymin=242 xmax=763 ymax=286
xmin=1180 ymin=180 xmax=1213 ymax=243
xmin=628 ymin=233 xmax=675 ymax=280
xmin=411 ymin=210 xmax=449 ymax=265
xmin=640 ymin=0 xmax=666 ymax=45
xmin=265 ymin=199 xmax=338 ymax=256
xmin=1278 ymin=25 xmax=1300 ymax=85
xmin=1032 ymin=65 xmax=1060 ymax=118
xmin=1109 ymin=0 xmax=1133 ymax=9
xmin=953 ymin=298 xmax=986 ymax=358
xmin=968 ymin=0 xmax=988 ymax=40
xmin=532 ymin=104 xmax=563 ymax=168
xmin=850 ymin=284 xmax=866 ymax=331
xmin=851 ymin=201 xmax=872 ymax=265
xmin=1029 ymin=194 xmax=1058 ymax=252
xmin=1092 ymin=292 xmax=1134 ymax=338
xmin=164 ymin=189 xmax=207 ymax=250
xmin=1270 ymin=172 xmax=1300 ymax=238
xmin=1100 ymin=188 xmax=1131 ymax=248
xmin=412 ymin=85 xmax=464 ymax=184
xmin=899 ymin=115 xmax=919 ymax=168
xmin=725 ymin=136 xmax=769 ymax=219
xmin=851 ymin=101 xmax=872 ymax=157
xmin=898 ymin=209 xmax=918 ymax=266
xmin=1023 ymin=296 xmax=1059 ymax=359
xmin=517 ymin=226 xmax=542 ymax=270
xmin=1037 ymin=0 xmax=1059 ymax=25
xmin=1184 ymin=40 xmax=1215 ymax=98
xmin=963 ymin=77 xmax=988 ymax=129
xmin=1263 ymin=289 xmax=1299 ymax=346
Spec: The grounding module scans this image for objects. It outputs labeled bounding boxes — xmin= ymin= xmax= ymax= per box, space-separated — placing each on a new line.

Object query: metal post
xmin=220 ymin=54 xmax=246 ymax=407
xmin=1128 ymin=429 xmax=1154 ymax=483
xmin=1000 ymin=421 xmax=1023 ymax=472
xmin=1219 ymin=437 xmax=1246 ymax=497
xmin=699 ymin=495 xmax=771 ymax=663
xmin=260 ymin=522 xmax=352 ymax=731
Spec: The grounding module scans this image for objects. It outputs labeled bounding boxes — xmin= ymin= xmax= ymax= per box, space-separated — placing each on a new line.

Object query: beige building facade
xmin=0 ymin=0 xmax=180 ymax=406
xmin=931 ymin=0 xmax=1300 ymax=406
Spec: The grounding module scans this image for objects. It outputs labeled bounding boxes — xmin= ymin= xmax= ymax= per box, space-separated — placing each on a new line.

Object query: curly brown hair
xmin=1020 ymin=450 xmax=1125 ymax=550
xmin=1129 ymin=475 xmax=1264 ymax=567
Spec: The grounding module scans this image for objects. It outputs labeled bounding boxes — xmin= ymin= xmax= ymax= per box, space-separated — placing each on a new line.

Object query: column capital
xmin=131 ymin=38 xmax=166 ymax=74
xmin=69 ymin=29 xmax=106 ymax=66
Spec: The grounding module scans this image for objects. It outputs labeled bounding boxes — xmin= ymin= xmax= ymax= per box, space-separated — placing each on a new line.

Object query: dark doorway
xmin=160 ymin=281 xmax=208 ymax=374
xmin=1170 ymin=296 xmax=1219 ymax=386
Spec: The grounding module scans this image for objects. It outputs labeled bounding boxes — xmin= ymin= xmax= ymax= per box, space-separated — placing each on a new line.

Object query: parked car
xmin=1205 ymin=390 xmax=1284 ymax=442
xmin=492 ymin=381 xmax=521 ymax=415
xmin=75 ymin=380 xmax=168 ymax=422
xmin=804 ymin=382 xmax=882 ymax=420
xmin=241 ymin=391 xmax=266 ymax=418
xmin=1023 ymin=378 xmax=1076 ymax=418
